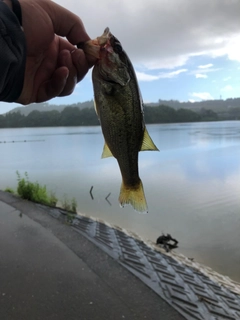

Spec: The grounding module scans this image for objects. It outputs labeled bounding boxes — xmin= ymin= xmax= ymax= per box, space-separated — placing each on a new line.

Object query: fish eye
xmin=114 ymin=42 xmax=123 ymax=54
xmin=111 ymin=37 xmax=123 ymax=54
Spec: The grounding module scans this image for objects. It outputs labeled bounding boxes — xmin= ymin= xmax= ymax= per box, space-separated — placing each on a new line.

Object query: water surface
xmin=0 ymin=121 xmax=240 ymax=281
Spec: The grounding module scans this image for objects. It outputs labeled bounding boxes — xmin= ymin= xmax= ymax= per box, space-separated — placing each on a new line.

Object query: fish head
xmin=84 ymin=28 xmax=131 ymax=87
xmin=97 ymin=28 xmax=131 ymax=87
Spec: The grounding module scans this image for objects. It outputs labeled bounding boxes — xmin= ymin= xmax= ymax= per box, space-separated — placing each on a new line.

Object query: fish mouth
xmin=97 ymin=27 xmax=111 ymax=46
xmin=80 ymin=27 xmax=113 ymax=61
xmin=81 ymin=28 xmax=130 ymax=86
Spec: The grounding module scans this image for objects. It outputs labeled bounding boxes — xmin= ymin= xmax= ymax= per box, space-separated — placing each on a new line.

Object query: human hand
xmin=11 ymin=0 xmax=96 ymax=104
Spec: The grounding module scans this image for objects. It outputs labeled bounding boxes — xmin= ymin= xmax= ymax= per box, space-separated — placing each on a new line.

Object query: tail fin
xmin=119 ymin=180 xmax=148 ymax=213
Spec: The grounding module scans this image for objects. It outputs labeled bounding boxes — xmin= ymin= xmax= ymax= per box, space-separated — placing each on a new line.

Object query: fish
xmin=81 ymin=28 xmax=159 ymax=213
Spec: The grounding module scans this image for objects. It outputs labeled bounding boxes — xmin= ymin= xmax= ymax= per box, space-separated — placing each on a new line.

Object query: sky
xmin=1 ymin=0 xmax=240 ymax=114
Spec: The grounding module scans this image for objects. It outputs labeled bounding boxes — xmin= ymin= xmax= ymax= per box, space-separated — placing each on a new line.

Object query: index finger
xmin=41 ymin=0 xmax=90 ymax=44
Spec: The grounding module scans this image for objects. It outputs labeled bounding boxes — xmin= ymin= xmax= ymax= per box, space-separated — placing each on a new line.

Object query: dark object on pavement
xmin=156 ymin=233 xmax=179 ymax=252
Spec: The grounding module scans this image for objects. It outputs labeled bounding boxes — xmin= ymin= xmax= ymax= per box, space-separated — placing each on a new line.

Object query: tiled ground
xmin=45 ymin=206 xmax=240 ymax=320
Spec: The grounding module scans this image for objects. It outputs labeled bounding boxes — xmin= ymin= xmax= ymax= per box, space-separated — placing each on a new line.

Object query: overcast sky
xmin=1 ymin=0 xmax=240 ymax=113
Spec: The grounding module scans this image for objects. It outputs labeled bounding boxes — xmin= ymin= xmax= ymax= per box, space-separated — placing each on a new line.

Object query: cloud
xmin=189 ymin=67 xmax=219 ymax=79
xmin=136 ymin=72 xmax=159 ymax=82
xmin=195 ymin=74 xmax=208 ymax=79
xmin=56 ymin=0 xmax=240 ymax=70
xmin=190 ymin=92 xmax=214 ymax=100
xmin=190 ymin=67 xmax=220 ymax=77
xmin=198 ymin=64 xmax=213 ymax=69
xmin=221 ymin=85 xmax=233 ymax=92
xmin=136 ymin=69 xmax=187 ymax=81
xmin=140 ymin=55 xmax=189 ymax=70
xmin=209 ymin=35 xmax=240 ymax=62
xmin=161 ymin=69 xmax=188 ymax=78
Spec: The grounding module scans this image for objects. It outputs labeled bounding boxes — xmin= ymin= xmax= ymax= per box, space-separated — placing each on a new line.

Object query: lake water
xmin=0 ymin=121 xmax=240 ymax=282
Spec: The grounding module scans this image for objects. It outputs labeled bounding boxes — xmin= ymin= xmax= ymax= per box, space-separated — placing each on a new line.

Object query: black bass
xmin=82 ymin=28 xmax=159 ymax=213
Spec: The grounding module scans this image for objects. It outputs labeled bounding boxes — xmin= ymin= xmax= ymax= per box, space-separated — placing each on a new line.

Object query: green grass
xmin=5 ymin=172 xmax=78 ymax=214
xmin=16 ymin=171 xmax=58 ymax=207
xmin=4 ymin=187 xmax=15 ymax=194
xmin=61 ymin=195 xmax=77 ymax=213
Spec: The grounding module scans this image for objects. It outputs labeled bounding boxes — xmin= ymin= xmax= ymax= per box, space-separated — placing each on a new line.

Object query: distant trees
xmin=0 ymin=107 xmax=99 ymax=128
xmin=198 ymin=108 xmax=219 ymax=121
xmin=1 ymin=111 xmax=25 ymax=127
xmin=144 ymin=104 xmax=203 ymax=123
xmin=59 ymin=107 xmax=81 ymax=126
xmin=157 ymin=97 xmax=240 ymax=113
xmin=0 ymin=104 xmax=221 ymax=128
xmin=176 ymin=108 xmax=202 ymax=122
xmin=228 ymin=107 xmax=240 ymax=120
xmin=59 ymin=107 xmax=99 ymax=126
xmin=144 ymin=105 xmax=176 ymax=123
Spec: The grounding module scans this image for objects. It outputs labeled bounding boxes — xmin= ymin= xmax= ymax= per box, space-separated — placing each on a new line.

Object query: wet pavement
xmin=1 ymin=190 xmax=240 ymax=320
xmin=0 ymin=191 xmax=183 ymax=320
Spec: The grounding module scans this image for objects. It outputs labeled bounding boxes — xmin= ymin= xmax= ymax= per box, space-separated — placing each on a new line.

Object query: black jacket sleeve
xmin=0 ymin=1 xmax=26 ymax=102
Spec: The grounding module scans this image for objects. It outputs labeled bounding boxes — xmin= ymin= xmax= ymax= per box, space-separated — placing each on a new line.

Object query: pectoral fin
xmin=101 ymin=142 xmax=113 ymax=158
xmin=94 ymin=99 xmax=99 ymax=116
xmin=140 ymin=128 xmax=159 ymax=151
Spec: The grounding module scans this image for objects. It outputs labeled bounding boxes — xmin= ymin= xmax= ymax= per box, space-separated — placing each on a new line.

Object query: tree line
xmin=0 ymin=105 xmax=220 ymax=128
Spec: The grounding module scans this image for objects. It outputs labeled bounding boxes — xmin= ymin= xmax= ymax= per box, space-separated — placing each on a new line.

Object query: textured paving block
xmin=172 ymin=300 xmax=205 ymax=320
xmin=94 ymin=223 xmax=114 ymax=249
xmin=46 ymin=207 xmax=240 ymax=320
xmin=221 ymin=297 xmax=240 ymax=312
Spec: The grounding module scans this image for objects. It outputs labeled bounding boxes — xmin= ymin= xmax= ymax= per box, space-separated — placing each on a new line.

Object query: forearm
xmin=0 ymin=0 xmax=26 ymax=102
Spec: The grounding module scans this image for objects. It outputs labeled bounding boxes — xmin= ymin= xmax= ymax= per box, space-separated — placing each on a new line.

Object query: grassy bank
xmin=5 ymin=171 xmax=77 ymax=214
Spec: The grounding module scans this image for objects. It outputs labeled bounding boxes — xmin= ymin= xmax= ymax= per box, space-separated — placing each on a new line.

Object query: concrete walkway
xmin=0 ymin=191 xmax=183 ymax=320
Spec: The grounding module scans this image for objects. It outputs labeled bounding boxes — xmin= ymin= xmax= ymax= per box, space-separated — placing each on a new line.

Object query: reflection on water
xmin=0 ymin=121 xmax=240 ymax=282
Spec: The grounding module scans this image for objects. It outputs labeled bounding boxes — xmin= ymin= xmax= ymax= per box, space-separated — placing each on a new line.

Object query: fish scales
xmin=93 ymin=67 xmax=143 ymax=185
xmin=82 ymin=28 xmax=159 ymax=213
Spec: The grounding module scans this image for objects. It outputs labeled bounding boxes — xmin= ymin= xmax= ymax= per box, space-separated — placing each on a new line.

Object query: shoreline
xmin=2 ymin=189 xmax=240 ymax=295
xmin=1 ymin=190 xmax=240 ymax=320
xmin=74 ymin=210 xmax=240 ymax=296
